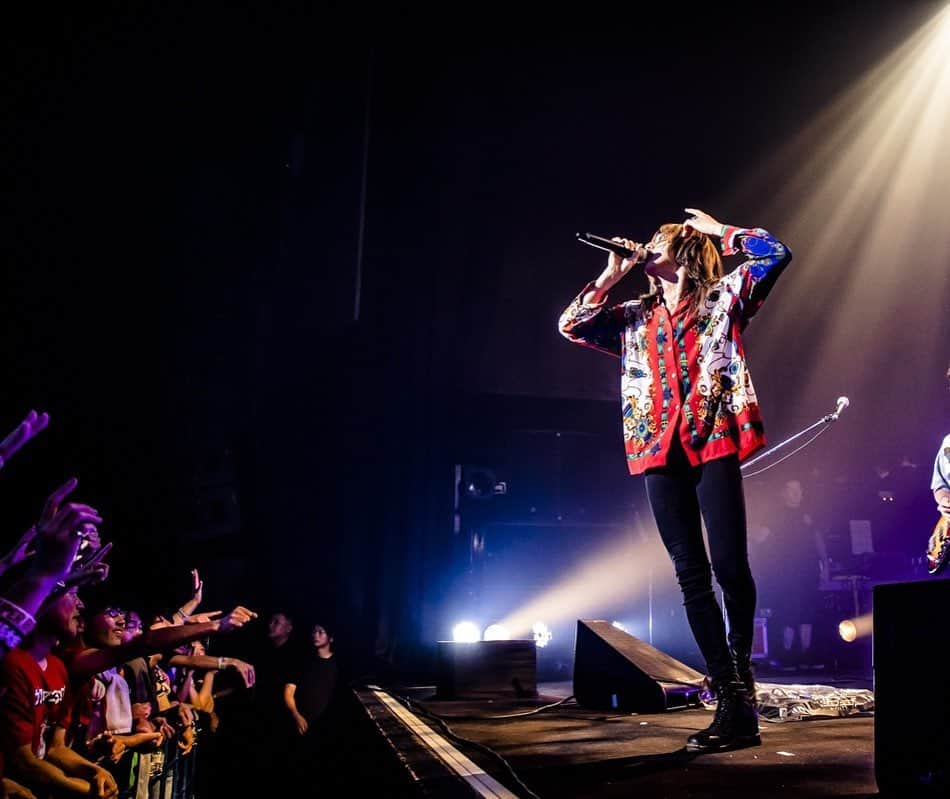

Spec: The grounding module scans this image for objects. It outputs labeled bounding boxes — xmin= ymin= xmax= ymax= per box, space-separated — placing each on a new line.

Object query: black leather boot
xmin=686 ymin=680 xmax=761 ymax=753
xmin=733 ymin=649 xmax=756 ymax=696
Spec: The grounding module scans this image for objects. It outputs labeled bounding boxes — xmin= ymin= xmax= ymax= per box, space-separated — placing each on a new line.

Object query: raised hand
xmin=31 ymin=479 xmax=103 ymax=579
xmin=0 ymin=526 xmax=39 ymax=575
xmin=217 ymin=606 xmax=258 ymax=633
xmin=186 ymin=610 xmax=222 ymax=625
xmin=190 ymin=569 xmax=203 ymax=606
xmin=683 ymin=208 xmax=725 ymax=237
xmin=57 ymin=561 xmax=111 ymax=592
xmin=0 ymin=410 xmax=49 ymax=471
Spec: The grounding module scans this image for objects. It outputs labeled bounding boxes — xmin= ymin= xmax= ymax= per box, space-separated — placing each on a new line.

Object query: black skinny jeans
xmin=644 ymin=437 xmax=757 ymax=685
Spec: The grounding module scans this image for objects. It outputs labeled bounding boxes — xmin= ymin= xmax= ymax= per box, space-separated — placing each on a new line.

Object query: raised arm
xmin=171 ymin=569 xmax=203 ymax=624
xmin=67 ymin=606 xmax=257 ymax=682
xmin=557 ymin=236 xmax=647 ymax=357
xmin=167 ymin=653 xmax=255 ymax=688
xmin=1 ymin=480 xmax=102 ymax=660
xmin=684 ymin=208 xmax=792 ymax=321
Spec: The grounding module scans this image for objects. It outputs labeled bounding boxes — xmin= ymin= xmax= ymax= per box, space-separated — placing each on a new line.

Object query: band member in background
xmin=933 ymin=365 xmax=950 ymax=521
xmin=559 ymin=208 xmax=791 ymax=752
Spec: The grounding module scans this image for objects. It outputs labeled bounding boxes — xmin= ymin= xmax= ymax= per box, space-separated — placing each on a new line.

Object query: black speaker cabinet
xmin=436 ymin=640 xmax=537 ymax=700
xmin=572 ymin=619 xmax=705 ymax=713
xmin=874 ymin=579 xmax=950 ymax=795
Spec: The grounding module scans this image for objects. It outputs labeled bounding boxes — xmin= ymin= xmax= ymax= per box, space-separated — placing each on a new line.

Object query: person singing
xmin=558 ymin=208 xmax=792 ymax=752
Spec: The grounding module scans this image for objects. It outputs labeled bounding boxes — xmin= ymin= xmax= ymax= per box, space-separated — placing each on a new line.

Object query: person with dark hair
xmin=257 ymin=612 xmax=296 ymax=723
xmin=559 ymin=208 xmax=792 ymax=752
xmin=284 ymin=623 xmax=349 ymax=793
xmin=0 ymin=588 xmax=120 ymax=798
xmin=240 ymin=611 xmax=298 ymax=795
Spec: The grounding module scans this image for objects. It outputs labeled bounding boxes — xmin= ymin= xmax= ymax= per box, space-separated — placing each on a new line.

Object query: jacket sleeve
xmin=557 ymin=281 xmax=630 ymax=358
xmin=720 ymin=226 xmax=792 ymax=323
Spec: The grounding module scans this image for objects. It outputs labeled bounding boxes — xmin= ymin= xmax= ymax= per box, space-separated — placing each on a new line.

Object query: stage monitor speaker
xmin=873 ymin=579 xmax=950 ymax=795
xmin=435 ymin=640 xmax=537 ymax=700
xmin=572 ymin=620 xmax=705 ymax=713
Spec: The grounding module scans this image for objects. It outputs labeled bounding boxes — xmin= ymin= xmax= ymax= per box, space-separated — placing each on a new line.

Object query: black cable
xmin=384 ymin=687 xmax=543 ymax=799
xmin=409 ymin=693 xmax=577 ymax=721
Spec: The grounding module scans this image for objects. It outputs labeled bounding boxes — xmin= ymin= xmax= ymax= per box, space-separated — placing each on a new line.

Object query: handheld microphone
xmin=576 ymin=232 xmax=646 ymax=262
xmin=831 ymin=396 xmax=850 ymax=421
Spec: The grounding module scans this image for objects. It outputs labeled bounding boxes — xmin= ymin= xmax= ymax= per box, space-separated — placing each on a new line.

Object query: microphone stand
xmin=740 ymin=406 xmax=844 ymax=473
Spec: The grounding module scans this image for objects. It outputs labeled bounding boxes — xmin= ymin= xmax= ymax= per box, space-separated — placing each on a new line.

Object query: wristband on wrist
xmin=0 ymin=596 xmax=36 ymax=637
xmin=217 ymin=656 xmax=226 ymax=670
xmin=0 ymin=620 xmax=24 ymax=650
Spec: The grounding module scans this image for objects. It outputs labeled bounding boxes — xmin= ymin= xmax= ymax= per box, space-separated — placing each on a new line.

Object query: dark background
xmin=2 ymin=1 xmax=946 ymax=678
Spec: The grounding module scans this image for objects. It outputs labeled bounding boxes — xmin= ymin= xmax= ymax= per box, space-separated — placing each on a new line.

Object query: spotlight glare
xmin=837 ymin=613 xmax=873 ymax=642
xmin=532 ymin=621 xmax=553 ymax=648
xmin=839 ymin=619 xmax=858 ymax=643
xmin=611 ymin=620 xmax=628 ymax=632
xmin=452 ymin=621 xmax=481 ymax=643
xmin=483 ymin=624 xmax=510 ymax=641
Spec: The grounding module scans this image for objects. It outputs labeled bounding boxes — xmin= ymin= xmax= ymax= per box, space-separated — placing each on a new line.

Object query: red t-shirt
xmin=0 ymin=647 xmax=73 ymax=765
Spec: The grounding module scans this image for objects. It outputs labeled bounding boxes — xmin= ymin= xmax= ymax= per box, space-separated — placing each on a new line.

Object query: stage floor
xmin=354 ymin=668 xmax=882 ymax=798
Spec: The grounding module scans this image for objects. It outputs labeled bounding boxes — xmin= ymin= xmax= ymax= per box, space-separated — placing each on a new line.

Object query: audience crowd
xmin=0 ymin=410 xmax=352 ymax=798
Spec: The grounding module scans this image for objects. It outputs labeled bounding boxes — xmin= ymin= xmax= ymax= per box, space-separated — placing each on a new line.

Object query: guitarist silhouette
xmin=926 ymin=364 xmax=950 ymax=574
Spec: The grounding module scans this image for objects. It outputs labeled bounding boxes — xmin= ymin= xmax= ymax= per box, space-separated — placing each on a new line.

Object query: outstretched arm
xmin=168 ymin=653 xmax=255 ymax=688
xmin=67 ymin=607 xmax=257 ymax=682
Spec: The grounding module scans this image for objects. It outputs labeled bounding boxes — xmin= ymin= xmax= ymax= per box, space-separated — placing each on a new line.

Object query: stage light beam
xmin=483 ymin=624 xmax=511 ymax=641
xmin=838 ymin=613 xmax=873 ymax=642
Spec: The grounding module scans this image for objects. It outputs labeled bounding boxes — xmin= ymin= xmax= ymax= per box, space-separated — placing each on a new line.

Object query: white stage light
xmin=532 ymin=621 xmax=553 ymax=648
xmin=452 ymin=621 xmax=481 ymax=643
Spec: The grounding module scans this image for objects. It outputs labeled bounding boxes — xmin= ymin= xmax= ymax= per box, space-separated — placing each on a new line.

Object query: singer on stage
xmin=558 ymin=208 xmax=791 ymax=752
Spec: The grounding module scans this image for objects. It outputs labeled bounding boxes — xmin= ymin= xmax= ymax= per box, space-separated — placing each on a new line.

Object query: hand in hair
xmin=683 ymin=208 xmax=725 ymax=237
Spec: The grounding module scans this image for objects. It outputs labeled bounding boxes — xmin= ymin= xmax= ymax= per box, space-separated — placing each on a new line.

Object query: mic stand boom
xmin=740 ymin=407 xmax=843 ymax=473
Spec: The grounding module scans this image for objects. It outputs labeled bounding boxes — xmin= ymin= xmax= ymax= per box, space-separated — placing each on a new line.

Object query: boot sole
xmin=686 ymin=734 xmax=762 ymax=753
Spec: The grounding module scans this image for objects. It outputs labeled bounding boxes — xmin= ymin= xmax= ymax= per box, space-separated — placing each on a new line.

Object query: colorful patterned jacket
xmin=558 ymin=227 xmax=792 ymax=475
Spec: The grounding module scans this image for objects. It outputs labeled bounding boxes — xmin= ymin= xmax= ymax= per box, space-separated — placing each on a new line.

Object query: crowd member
xmin=0 ymin=587 xmax=119 ymax=798
xmin=1 ymin=406 xmax=331 ymax=797
xmin=85 ymin=595 xmax=257 ymax=799
xmin=67 ymin=601 xmax=165 ymax=798
xmin=1 ymin=410 xmax=108 ymax=662
xmin=284 ymin=622 xmax=351 ymax=794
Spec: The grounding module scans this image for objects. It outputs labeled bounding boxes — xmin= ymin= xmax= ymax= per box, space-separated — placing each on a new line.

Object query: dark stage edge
xmin=351 ymin=671 xmax=885 ymax=798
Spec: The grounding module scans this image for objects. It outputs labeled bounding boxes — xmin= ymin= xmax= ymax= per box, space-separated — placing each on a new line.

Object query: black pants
xmin=644 ymin=437 xmax=756 ymax=684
